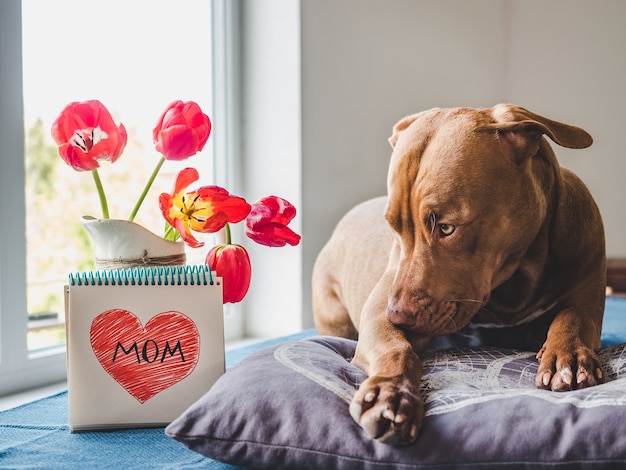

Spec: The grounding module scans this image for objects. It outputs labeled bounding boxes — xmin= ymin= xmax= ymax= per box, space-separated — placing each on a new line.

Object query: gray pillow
xmin=166 ymin=336 xmax=626 ymax=469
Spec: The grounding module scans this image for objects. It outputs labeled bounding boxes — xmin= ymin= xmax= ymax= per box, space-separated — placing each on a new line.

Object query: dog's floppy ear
xmin=389 ymin=109 xmax=439 ymax=148
xmin=488 ymin=103 xmax=593 ymax=150
xmin=389 ymin=114 xmax=420 ymax=148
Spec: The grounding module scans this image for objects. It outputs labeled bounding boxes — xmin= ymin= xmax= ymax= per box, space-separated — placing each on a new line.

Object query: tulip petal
xmin=155 ymin=126 xmax=200 ymax=161
xmin=173 ymin=167 xmax=200 ymax=194
xmin=173 ymin=217 xmax=204 ymax=249
xmin=195 ymin=186 xmax=251 ymax=229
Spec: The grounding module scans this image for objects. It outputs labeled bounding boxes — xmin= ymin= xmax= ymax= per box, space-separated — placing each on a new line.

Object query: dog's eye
xmin=438 ymin=224 xmax=456 ymax=236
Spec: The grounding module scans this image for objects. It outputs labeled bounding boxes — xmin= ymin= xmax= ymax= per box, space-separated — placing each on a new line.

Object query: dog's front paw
xmin=535 ymin=344 xmax=604 ymax=391
xmin=349 ymin=375 xmax=423 ymax=445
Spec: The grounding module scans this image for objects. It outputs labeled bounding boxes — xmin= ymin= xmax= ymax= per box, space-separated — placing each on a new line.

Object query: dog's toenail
xmin=364 ymin=392 xmax=375 ymax=403
xmin=382 ymin=408 xmax=395 ymax=421
xmin=542 ymin=372 xmax=551 ymax=386
xmin=560 ymin=368 xmax=572 ymax=385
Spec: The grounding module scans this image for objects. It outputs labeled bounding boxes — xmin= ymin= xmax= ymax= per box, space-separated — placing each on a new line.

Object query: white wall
xmin=504 ymin=0 xmax=626 ymax=259
xmin=240 ymin=0 xmax=626 ymax=334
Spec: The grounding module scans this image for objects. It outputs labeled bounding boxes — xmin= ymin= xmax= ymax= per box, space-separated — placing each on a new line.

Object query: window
xmin=0 ymin=0 xmax=240 ymax=396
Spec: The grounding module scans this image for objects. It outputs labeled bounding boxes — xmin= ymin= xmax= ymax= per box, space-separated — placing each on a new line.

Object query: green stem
xmin=164 ymin=224 xmax=173 ymax=239
xmin=224 ymin=223 xmax=231 ymax=244
xmin=92 ymin=169 xmax=109 ymax=219
xmin=129 ymin=156 xmax=165 ymax=222
xmin=163 ymin=223 xmax=180 ymax=241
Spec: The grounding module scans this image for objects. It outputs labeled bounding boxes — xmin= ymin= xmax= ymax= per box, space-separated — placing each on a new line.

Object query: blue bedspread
xmin=0 ymin=330 xmax=315 ymax=470
xmin=2 ymin=298 xmax=626 ymax=470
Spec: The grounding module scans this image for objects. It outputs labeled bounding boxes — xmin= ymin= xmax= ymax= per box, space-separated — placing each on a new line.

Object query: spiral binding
xmin=68 ymin=265 xmax=215 ymax=286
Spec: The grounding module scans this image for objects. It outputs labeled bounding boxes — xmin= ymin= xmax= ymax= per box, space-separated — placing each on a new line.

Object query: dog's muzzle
xmin=386 ymin=293 xmax=484 ymax=335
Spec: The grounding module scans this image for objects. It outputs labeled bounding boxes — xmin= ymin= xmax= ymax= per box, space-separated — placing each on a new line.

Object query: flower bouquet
xmin=51 ymin=99 xmax=300 ymax=303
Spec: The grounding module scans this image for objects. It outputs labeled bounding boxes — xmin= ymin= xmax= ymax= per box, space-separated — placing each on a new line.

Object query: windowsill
xmin=225 ymin=335 xmax=272 ymax=351
xmin=0 ymin=381 xmax=67 ymax=412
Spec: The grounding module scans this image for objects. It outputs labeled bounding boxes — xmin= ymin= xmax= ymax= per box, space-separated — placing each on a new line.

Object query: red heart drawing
xmin=90 ymin=309 xmax=200 ymax=403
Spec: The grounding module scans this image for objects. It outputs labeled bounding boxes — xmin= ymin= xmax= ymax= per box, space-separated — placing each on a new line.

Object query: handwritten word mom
xmin=112 ymin=340 xmax=186 ymax=364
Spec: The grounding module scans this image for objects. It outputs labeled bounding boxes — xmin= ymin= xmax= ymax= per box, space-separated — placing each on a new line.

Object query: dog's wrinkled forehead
xmin=386 ymin=104 xmax=593 ymax=189
xmin=386 ymin=108 xmax=494 ymax=191
xmin=389 ymin=104 xmax=592 ymax=153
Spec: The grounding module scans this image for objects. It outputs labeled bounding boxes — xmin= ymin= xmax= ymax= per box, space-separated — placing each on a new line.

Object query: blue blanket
xmin=2 ymin=298 xmax=626 ymax=470
xmin=0 ymin=330 xmax=315 ymax=470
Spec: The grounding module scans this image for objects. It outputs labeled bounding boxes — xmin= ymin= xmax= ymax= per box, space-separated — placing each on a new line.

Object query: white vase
xmin=81 ymin=216 xmax=186 ymax=270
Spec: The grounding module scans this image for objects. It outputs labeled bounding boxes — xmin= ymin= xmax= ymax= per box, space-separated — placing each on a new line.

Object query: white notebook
xmin=65 ymin=265 xmax=224 ymax=432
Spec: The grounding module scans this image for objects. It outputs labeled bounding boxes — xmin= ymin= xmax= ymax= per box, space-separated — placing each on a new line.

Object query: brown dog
xmin=312 ymin=104 xmax=606 ymax=445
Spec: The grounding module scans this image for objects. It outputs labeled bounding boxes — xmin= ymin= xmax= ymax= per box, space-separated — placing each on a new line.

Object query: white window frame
xmin=0 ymin=0 xmax=241 ymax=396
xmin=211 ymin=0 xmax=246 ymax=343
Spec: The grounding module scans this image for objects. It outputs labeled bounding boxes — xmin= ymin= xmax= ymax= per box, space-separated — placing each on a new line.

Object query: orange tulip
xmin=159 ymin=168 xmax=251 ymax=248
xmin=206 ymin=243 xmax=252 ymax=304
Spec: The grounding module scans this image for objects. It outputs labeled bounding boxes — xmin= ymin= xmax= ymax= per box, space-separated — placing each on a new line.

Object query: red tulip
xmin=206 ymin=244 xmax=252 ymax=304
xmin=159 ymin=168 xmax=251 ymax=248
xmin=51 ymin=100 xmax=128 ymax=171
xmin=153 ymin=100 xmax=211 ymax=161
xmin=245 ymin=196 xmax=301 ymax=247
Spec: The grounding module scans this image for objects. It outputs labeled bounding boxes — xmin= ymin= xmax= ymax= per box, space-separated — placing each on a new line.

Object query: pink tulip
xmin=153 ymin=100 xmax=211 ymax=161
xmin=51 ymin=100 xmax=127 ymax=172
xmin=245 ymin=196 xmax=301 ymax=247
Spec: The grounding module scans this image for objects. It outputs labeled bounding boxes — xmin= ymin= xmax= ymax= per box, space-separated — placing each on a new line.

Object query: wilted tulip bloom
xmin=159 ymin=168 xmax=251 ymax=248
xmin=206 ymin=243 xmax=252 ymax=304
xmin=51 ymin=100 xmax=127 ymax=171
xmin=153 ymin=100 xmax=212 ymax=161
xmin=245 ymin=196 xmax=301 ymax=247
